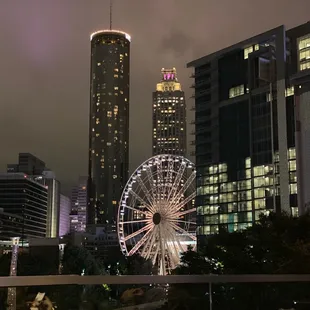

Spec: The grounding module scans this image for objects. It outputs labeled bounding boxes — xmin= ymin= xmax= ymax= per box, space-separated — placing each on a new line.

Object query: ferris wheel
xmin=117 ymin=155 xmax=197 ymax=275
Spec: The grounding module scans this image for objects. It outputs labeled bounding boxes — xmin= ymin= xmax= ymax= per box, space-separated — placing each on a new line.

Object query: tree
xmin=57 ymin=244 xmax=108 ymax=310
xmin=120 ymin=253 xmax=155 ymax=275
xmin=167 ymin=213 xmax=310 ymax=310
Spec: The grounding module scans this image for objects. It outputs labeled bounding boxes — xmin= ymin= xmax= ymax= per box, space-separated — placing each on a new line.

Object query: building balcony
xmin=191 ymin=89 xmax=211 ymax=99
xmin=190 ymin=68 xmax=211 ymax=78
xmin=190 ymin=140 xmax=196 ymax=145
xmin=190 ymin=105 xmax=196 ymax=111
xmin=196 ymin=138 xmax=211 ymax=146
xmin=190 ymin=78 xmax=211 ymax=88
xmin=196 ymin=116 xmax=211 ymax=124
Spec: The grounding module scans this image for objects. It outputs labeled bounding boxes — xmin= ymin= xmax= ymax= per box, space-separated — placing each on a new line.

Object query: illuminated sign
xmin=163 ymin=73 xmax=175 ymax=80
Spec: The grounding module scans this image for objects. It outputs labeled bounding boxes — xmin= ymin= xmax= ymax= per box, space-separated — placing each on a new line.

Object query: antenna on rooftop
xmin=110 ymin=0 xmax=113 ymax=30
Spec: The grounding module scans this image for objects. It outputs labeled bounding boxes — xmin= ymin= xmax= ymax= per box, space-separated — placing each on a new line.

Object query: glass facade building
xmin=152 ymin=68 xmax=186 ymax=156
xmin=88 ymin=30 xmax=130 ymax=226
xmin=0 ymin=173 xmax=48 ymax=240
xmin=187 ymin=23 xmax=310 ymax=244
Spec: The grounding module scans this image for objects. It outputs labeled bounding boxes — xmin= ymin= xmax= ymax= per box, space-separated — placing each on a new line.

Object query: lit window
xmin=229 ymin=85 xmax=245 ymax=98
xmin=298 ymin=34 xmax=310 ymax=71
xmin=285 ymin=87 xmax=294 ymax=97
xmin=244 ymin=46 xmax=253 ymax=59
xmin=298 ymin=35 xmax=310 ymax=50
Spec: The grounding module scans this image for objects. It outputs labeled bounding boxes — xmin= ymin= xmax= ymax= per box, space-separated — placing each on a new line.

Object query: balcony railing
xmin=2 ymin=274 xmax=310 ymax=310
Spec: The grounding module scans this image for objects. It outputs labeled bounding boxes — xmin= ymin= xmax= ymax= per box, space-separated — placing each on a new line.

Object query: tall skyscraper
xmin=88 ymin=30 xmax=130 ymax=226
xmin=70 ymin=176 xmax=87 ymax=232
xmin=187 ymin=22 xmax=310 ymax=245
xmin=152 ymin=68 xmax=186 ymax=156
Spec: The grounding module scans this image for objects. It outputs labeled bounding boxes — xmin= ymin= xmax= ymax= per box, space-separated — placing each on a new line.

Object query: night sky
xmin=0 ymin=0 xmax=309 ymax=193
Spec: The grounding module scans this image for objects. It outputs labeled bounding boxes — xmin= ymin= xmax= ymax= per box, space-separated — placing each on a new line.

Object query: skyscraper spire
xmin=110 ymin=0 xmax=113 ymax=30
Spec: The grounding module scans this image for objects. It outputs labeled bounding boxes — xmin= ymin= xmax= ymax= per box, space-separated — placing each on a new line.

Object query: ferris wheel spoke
xmin=120 ymin=219 xmax=150 ymax=225
xmin=166 ymin=225 xmax=184 ymax=261
xmin=176 ymin=207 xmax=196 ymax=217
xmin=169 ymin=222 xmax=197 ymax=241
xmin=166 ymin=159 xmax=174 ymax=185
xmin=168 ymin=170 xmax=196 ymax=209
xmin=145 ymin=165 xmax=157 ymax=200
xmin=156 ymin=159 xmax=164 ymax=198
xmin=169 ymin=229 xmax=181 ymax=268
xmin=125 ymin=205 xmax=150 ymax=217
xmin=136 ymin=176 xmax=156 ymax=210
xmin=168 ymin=219 xmax=196 ymax=225
xmin=168 ymin=191 xmax=196 ymax=214
xmin=141 ymin=226 xmax=157 ymax=259
xmin=152 ymin=240 xmax=160 ymax=266
xmin=166 ymin=162 xmax=186 ymax=202
xmin=130 ymin=189 xmax=154 ymax=213
xmin=165 ymin=240 xmax=175 ymax=271
xmin=124 ymin=223 xmax=153 ymax=242
xmin=128 ymin=227 xmax=153 ymax=256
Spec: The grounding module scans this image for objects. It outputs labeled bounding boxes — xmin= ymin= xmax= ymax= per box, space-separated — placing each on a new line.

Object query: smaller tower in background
xmin=152 ymin=68 xmax=186 ymax=157
xmin=70 ymin=177 xmax=87 ymax=233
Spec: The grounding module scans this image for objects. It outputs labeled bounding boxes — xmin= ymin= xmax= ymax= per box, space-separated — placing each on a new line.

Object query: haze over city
xmin=0 ymin=0 xmax=309 ymax=193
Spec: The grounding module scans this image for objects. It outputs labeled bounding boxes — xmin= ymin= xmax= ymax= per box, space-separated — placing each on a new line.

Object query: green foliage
xmin=57 ymin=244 xmax=108 ymax=310
xmin=119 ymin=253 xmax=154 ymax=275
xmin=62 ymin=243 xmax=104 ymax=276
xmin=166 ymin=212 xmax=310 ymax=310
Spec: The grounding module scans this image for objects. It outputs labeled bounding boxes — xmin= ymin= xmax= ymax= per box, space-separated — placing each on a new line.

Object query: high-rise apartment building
xmin=88 ymin=30 xmax=130 ymax=226
xmin=70 ymin=176 xmax=87 ymax=232
xmin=187 ymin=22 xmax=310 ymax=244
xmin=152 ymin=68 xmax=186 ymax=156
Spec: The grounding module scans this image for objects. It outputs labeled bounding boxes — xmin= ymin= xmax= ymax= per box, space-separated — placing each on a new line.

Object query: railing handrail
xmin=2 ymin=274 xmax=310 ymax=287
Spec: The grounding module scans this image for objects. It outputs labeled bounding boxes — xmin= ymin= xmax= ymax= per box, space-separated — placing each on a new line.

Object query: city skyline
xmin=0 ymin=0 xmax=309 ymax=193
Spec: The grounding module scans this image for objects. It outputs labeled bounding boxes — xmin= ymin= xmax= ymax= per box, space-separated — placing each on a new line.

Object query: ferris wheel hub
xmin=152 ymin=212 xmax=161 ymax=225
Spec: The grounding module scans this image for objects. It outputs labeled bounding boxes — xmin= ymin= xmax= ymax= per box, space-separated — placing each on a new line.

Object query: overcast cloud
xmin=0 ymin=0 xmax=309 ymax=193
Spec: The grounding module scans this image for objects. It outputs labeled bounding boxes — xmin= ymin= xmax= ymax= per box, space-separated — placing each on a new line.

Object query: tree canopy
xmin=166 ymin=212 xmax=310 ymax=310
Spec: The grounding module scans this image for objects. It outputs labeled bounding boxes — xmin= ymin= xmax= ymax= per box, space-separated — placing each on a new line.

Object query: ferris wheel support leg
xmin=158 ymin=225 xmax=165 ymax=276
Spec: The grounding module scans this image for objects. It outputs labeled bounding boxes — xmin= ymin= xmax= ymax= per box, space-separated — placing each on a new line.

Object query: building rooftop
xmin=90 ymin=29 xmax=131 ymax=42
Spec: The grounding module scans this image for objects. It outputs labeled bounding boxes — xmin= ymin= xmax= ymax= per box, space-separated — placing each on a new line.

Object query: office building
xmin=88 ymin=30 xmax=130 ymax=226
xmin=7 ymin=153 xmax=60 ymax=238
xmin=0 ymin=208 xmax=23 ymax=240
xmin=0 ymin=173 xmax=48 ymax=239
xmin=7 ymin=153 xmax=45 ymax=175
xmin=84 ymin=225 xmax=121 ymax=263
xmin=152 ymin=68 xmax=186 ymax=156
xmin=34 ymin=171 xmax=60 ymax=238
xmin=70 ymin=177 xmax=87 ymax=232
xmin=187 ymin=22 xmax=310 ymax=243
xmin=59 ymin=194 xmax=71 ymax=237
